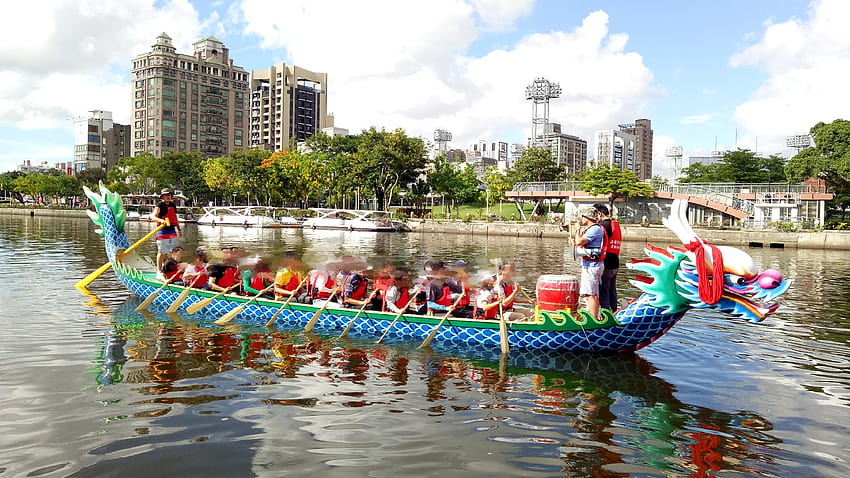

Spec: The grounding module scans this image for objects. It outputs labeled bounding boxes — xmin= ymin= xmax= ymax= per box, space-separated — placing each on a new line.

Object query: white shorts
xmin=156 ymin=237 xmax=179 ymax=254
xmin=580 ymin=261 xmax=604 ymax=296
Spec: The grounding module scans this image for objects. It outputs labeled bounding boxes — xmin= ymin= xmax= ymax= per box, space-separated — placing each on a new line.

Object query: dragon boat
xmin=82 ymin=183 xmax=791 ymax=353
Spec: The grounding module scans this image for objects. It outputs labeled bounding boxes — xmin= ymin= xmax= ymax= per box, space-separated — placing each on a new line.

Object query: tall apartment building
xmin=595 ymin=129 xmax=636 ymax=172
xmin=130 ymin=33 xmax=249 ymax=158
xmin=618 ymin=119 xmax=653 ymax=180
xmin=250 ymin=63 xmax=331 ymax=151
xmin=532 ymin=123 xmax=588 ymax=175
xmin=73 ymin=110 xmax=130 ymax=173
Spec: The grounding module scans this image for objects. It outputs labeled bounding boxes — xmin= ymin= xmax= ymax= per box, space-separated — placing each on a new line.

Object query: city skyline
xmin=1 ymin=0 xmax=847 ymax=177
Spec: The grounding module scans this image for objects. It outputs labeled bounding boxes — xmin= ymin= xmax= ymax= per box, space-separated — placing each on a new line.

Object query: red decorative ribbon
xmin=684 ymin=240 xmax=724 ymax=305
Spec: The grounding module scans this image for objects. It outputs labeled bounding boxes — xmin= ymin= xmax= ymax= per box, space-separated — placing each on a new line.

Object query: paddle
xmin=76 ymin=222 xmax=166 ymax=290
xmin=498 ymin=301 xmax=510 ymax=355
xmin=303 ymin=287 xmax=340 ymax=333
xmin=264 ymin=276 xmax=309 ymax=328
xmin=214 ymin=283 xmax=276 ymax=325
xmin=376 ymin=285 xmax=422 ymax=343
xmin=134 ymin=275 xmax=175 ymax=312
xmin=165 ymin=276 xmax=202 ymax=314
xmin=339 ymin=290 xmax=378 ymax=339
xmin=185 ymin=283 xmax=238 ymax=315
xmin=518 ymin=286 xmax=536 ymax=305
xmin=418 ymin=291 xmax=465 ymax=349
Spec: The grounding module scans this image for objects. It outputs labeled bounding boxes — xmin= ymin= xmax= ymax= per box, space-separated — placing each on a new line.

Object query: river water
xmin=1 ymin=214 xmax=848 ymax=477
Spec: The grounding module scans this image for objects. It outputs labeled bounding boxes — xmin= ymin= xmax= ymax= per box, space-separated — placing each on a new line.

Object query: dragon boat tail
xmin=82 ymin=183 xmax=791 ymax=353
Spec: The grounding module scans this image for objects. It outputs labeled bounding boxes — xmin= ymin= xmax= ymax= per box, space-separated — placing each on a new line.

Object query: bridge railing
xmin=657 ymin=184 xmax=756 ymax=216
xmin=511 ymin=181 xmax=757 ymax=216
xmin=511 ymin=181 xmax=586 ymax=192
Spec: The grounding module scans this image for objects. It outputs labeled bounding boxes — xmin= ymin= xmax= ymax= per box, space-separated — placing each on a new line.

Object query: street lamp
xmin=760 ymin=168 xmax=772 ymax=188
xmin=232 ymin=191 xmax=237 ymax=206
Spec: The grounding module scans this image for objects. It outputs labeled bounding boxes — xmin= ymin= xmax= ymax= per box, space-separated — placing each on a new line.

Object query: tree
xmin=786 ymin=119 xmax=850 ymax=219
xmin=786 ymin=119 xmax=850 ymax=185
xmin=161 ymin=151 xmax=212 ymax=205
xmin=305 ymin=132 xmax=362 ymax=208
xmin=679 ymin=150 xmax=785 ymax=183
xmin=407 ymin=179 xmax=430 ymax=209
xmin=351 ymin=127 xmax=428 ymax=210
xmin=261 ymin=149 xmax=328 ymax=208
xmin=482 ymin=167 xmax=515 ymax=215
xmin=0 ymin=171 xmax=26 ymax=204
xmin=508 ymin=147 xmax=564 ymax=216
xmin=428 ymin=158 xmax=480 ymax=213
xmin=76 ymin=168 xmax=107 ymax=190
xmin=678 ymin=162 xmax=724 ymax=183
xmin=110 ymin=152 xmax=165 ymax=194
xmin=509 ymin=147 xmax=564 ymax=183
xmin=581 ymin=165 xmax=654 ymax=216
xmin=226 ymin=150 xmax=273 ymax=205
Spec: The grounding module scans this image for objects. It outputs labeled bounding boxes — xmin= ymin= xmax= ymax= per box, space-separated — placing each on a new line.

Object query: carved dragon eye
xmin=726 ymin=274 xmax=748 ymax=286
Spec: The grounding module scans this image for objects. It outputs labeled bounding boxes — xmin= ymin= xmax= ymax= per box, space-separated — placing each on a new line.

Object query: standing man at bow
xmin=152 ymin=188 xmax=181 ymax=274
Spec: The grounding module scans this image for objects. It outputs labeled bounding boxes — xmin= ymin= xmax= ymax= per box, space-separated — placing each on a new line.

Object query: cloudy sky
xmin=1 ymin=0 xmax=848 ymax=177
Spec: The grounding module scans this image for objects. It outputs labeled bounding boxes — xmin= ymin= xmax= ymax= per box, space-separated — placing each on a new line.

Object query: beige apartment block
xmin=250 ymin=63 xmax=331 ymax=151
xmin=130 ymin=33 xmax=249 ymax=158
xmin=619 ymin=119 xmax=653 ymax=180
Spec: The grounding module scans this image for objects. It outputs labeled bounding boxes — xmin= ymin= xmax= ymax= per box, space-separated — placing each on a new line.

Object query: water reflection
xmin=3 ymin=213 xmax=849 ymax=477
xmin=87 ymin=298 xmax=786 ymax=476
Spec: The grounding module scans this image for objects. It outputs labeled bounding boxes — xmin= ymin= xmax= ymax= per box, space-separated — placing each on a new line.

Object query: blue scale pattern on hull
xmin=122 ymin=273 xmax=682 ymax=352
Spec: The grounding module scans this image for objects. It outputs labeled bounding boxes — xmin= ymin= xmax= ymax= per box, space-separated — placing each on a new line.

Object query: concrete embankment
xmin=1 ymin=207 xmax=91 ymax=219
xmin=407 ymin=220 xmax=850 ymax=250
xmin=5 ymin=207 xmax=849 ymax=250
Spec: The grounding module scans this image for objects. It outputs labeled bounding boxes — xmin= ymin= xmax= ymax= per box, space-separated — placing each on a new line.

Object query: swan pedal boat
xmin=83 ymin=184 xmax=792 ymax=353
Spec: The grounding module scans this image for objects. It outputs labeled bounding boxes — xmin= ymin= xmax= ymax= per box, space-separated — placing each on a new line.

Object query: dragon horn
xmin=662 ymin=199 xmax=698 ymax=246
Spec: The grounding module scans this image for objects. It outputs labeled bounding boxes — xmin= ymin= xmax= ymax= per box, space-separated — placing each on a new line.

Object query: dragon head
xmin=628 ymin=200 xmax=791 ymax=323
xmin=83 ymin=181 xmax=129 ymax=261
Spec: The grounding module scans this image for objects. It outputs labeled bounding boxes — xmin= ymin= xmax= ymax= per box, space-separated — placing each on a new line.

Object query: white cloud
xmin=730 ymin=0 xmax=850 ymax=156
xmin=0 ymin=0 xmax=207 ymax=128
xmin=240 ymin=3 xmax=658 ymax=151
xmin=681 ymin=114 xmax=717 ymax=125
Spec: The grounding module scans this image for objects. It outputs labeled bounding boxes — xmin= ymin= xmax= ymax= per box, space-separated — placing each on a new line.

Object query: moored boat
xmin=196 ymin=206 xmax=300 ymax=228
xmin=302 ymin=208 xmax=404 ymax=231
xmin=82 ymin=184 xmax=791 ymax=353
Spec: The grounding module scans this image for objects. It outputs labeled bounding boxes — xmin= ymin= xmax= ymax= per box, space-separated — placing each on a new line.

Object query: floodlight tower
xmin=786 ymin=134 xmax=813 ymax=154
xmin=434 ymin=129 xmax=452 ymax=158
xmin=665 ymin=146 xmax=683 ymax=178
xmin=525 ymin=77 xmax=561 ymax=148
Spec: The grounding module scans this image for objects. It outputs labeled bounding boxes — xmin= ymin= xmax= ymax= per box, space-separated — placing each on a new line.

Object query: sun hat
xmin=580 ymin=207 xmax=600 ymax=222
xmin=160 ymin=188 xmax=174 ymax=197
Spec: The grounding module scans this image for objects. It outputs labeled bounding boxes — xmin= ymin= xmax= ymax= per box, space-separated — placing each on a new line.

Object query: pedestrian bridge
xmin=506 ymin=181 xmax=833 ymax=221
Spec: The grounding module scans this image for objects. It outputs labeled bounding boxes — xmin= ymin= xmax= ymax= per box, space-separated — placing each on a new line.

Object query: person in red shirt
xmin=160 ymin=246 xmax=186 ymax=283
xmin=152 ymin=188 xmax=181 ymax=273
xmin=593 ymin=203 xmax=622 ymax=311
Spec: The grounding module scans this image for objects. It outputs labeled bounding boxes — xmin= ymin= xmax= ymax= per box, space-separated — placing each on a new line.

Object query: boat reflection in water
xmin=90 ymin=300 xmax=780 ymax=477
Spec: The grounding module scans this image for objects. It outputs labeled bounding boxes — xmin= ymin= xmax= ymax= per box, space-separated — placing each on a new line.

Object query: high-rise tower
xmin=249 ymin=63 xmax=331 ymax=151
xmin=130 ymin=33 xmax=250 ymax=158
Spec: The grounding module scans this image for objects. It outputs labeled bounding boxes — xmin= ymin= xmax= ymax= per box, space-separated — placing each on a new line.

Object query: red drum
xmin=536 ymin=274 xmax=579 ymax=312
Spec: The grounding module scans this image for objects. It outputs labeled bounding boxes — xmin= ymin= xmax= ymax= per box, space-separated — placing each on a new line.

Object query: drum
xmin=536 ymin=274 xmax=579 ymax=312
